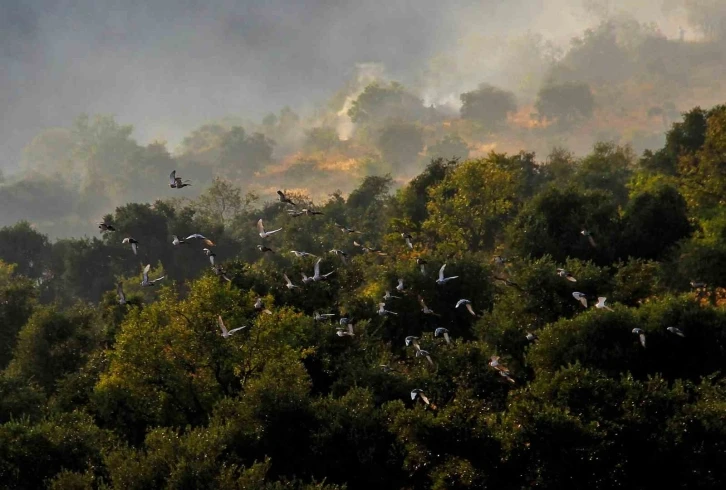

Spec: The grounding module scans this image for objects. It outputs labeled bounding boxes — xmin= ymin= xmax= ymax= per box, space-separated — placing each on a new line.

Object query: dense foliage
xmin=2 ymin=104 xmax=726 ymax=489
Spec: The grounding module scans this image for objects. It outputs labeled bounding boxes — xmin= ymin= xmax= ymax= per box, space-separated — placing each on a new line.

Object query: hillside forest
xmin=1 ymin=99 xmax=726 ymax=489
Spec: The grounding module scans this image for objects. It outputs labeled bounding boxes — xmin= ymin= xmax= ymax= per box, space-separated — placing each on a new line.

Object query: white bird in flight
xmin=329 ymin=249 xmax=348 ymax=264
xmin=336 ymin=325 xmax=355 ymax=337
xmin=416 ymin=349 xmax=434 ymax=366
xmin=401 ymin=233 xmax=413 ymax=249
xmin=290 ymin=250 xmax=317 ymax=258
xmin=301 ymin=272 xmax=314 ymax=285
xmin=572 ymin=292 xmax=588 ymax=308
xmin=186 ymin=234 xmax=215 ymax=246
xmin=172 ymin=235 xmax=187 ymax=246
xmin=455 ymin=299 xmax=476 ymax=316
xmin=595 ymin=297 xmax=612 ymax=311
xmin=378 ymin=303 xmax=398 ymax=316
xmin=667 ymin=326 xmax=685 ymax=337
xmin=489 ymin=356 xmax=515 ymax=384
xmin=581 ymin=229 xmax=597 ymax=248
xmin=632 ymin=328 xmax=646 ymax=348
xmin=435 ymin=327 xmax=451 ymax=344
xmin=218 ymin=315 xmax=247 ymax=338
xmin=314 ymin=312 xmax=335 ymax=321
xmin=257 ymin=219 xmax=282 ymax=238
xmin=405 ymin=336 xmax=421 ymax=350
xmin=383 ymin=291 xmax=400 ymax=301
xmin=312 ymin=259 xmax=335 ymax=281
xmin=557 ymin=268 xmax=577 ymax=282
xmin=416 ymin=258 xmax=427 ymax=275
xmin=410 ymin=389 xmax=431 ymax=405
xmin=396 ymin=278 xmax=405 ymax=292
xmin=203 ymin=248 xmax=216 ymax=266
xmin=436 ymin=264 xmax=459 ymax=285
xmin=117 ymin=282 xmax=126 ymax=305
xmin=418 ymin=296 xmax=439 ymax=316
xmin=284 ymin=273 xmax=299 ymax=290
xmin=141 ymin=264 xmax=165 ymax=287
xmin=254 ymin=297 xmax=272 ymax=315
xmin=122 ymin=237 xmax=139 ymax=255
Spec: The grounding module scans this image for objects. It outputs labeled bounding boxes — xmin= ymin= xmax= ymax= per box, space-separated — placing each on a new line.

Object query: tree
xmin=348 ymin=82 xmax=426 ymax=124
xmin=377 ymin=121 xmax=424 ymax=169
xmin=426 ymin=134 xmax=469 ymax=161
xmin=0 ymin=260 xmax=37 ymax=368
xmin=218 ymin=127 xmax=275 ymax=175
xmin=535 ymin=82 xmax=595 ymax=128
xmin=459 ymin=84 xmax=517 ymax=129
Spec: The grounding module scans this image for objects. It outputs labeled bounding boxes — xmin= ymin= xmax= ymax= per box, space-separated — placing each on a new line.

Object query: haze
xmin=2 ymin=0 xmax=726 ymax=237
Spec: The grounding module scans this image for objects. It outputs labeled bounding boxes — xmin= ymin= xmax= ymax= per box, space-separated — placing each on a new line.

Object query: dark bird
xmin=122 ymin=237 xmax=139 ymax=255
xmin=257 ymin=245 xmax=275 ymax=253
xmin=169 ymin=170 xmax=191 ymax=188
xmin=98 ymin=222 xmax=116 ymax=233
xmin=277 ymin=190 xmax=296 ymax=206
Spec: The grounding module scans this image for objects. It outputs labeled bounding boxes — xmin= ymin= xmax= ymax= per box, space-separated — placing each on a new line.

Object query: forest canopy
xmin=1 ymin=102 xmax=726 ymax=489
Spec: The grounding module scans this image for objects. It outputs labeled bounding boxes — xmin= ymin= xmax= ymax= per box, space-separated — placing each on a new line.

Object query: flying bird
xmin=455 ymin=299 xmax=476 ymax=316
xmin=383 ymin=291 xmax=400 ymax=301
xmin=418 ymin=296 xmax=439 ymax=316
xmin=186 ymin=234 xmax=215 ymax=246
xmin=314 ymin=312 xmax=335 ymax=321
xmin=257 ymin=219 xmax=282 ymax=238
xmin=329 ymin=249 xmax=349 ymax=264
xmin=581 ymin=229 xmax=597 ymax=248
xmin=218 ymin=316 xmax=247 ymax=338
xmin=302 ymin=208 xmax=324 ymax=216
xmin=213 ymin=266 xmax=232 ymax=282
xmin=169 ymin=170 xmax=191 ymax=189
xmin=277 ymin=190 xmax=296 ymax=206
xmin=632 ymin=328 xmax=646 ymax=348
xmin=557 ymin=268 xmax=577 ymax=282
xmin=435 ymin=327 xmax=451 ymax=344
xmin=117 ymin=282 xmax=126 ymax=305
xmin=405 ymin=336 xmax=421 ymax=350
xmin=667 ymin=326 xmax=685 ymax=338
xmin=257 ymin=245 xmax=275 ymax=253
xmin=334 ymin=222 xmax=362 ymax=234
xmin=290 ymin=250 xmax=317 ymax=258
xmin=312 ymin=258 xmax=335 ymax=281
xmin=336 ymin=325 xmax=355 ymax=337
xmin=203 ymin=248 xmax=216 ymax=266
xmin=396 ymin=278 xmax=405 ymax=292
xmin=401 ymin=233 xmax=413 ymax=249
xmin=489 ymin=356 xmax=515 ymax=384
xmin=141 ymin=264 xmax=165 ymax=287
xmin=284 ymin=274 xmax=299 ymax=290
xmin=378 ymin=303 xmax=398 ymax=316
xmin=416 ymin=258 xmax=427 ymax=275
xmin=172 ymin=235 xmax=187 ymax=246
xmin=416 ymin=349 xmax=435 ymax=366
xmin=301 ymin=272 xmax=314 ymax=285
xmin=122 ymin=237 xmax=139 ymax=255
xmin=525 ymin=332 xmax=538 ymax=342
xmin=572 ymin=292 xmax=588 ymax=308
xmin=410 ymin=389 xmax=431 ymax=405
xmin=254 ymin=297 xmax=272 ymax=315
xmin=98 ymin=222 xmax=116 ymax=233
xmin=436 ymin=264 xmax=459 ymax=285
xmin=287 ymin=209 xmax=305 ymax=218
xmin=595 ymin=297 xmax=613 ymax=311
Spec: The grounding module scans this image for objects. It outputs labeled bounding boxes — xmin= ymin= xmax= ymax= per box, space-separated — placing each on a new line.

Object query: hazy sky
xmin=0 ymin=0 xmax=687 ymax=171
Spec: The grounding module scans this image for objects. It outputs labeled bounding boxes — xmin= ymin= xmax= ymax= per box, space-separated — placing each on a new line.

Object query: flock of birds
xmin=96 ymin=173 xmax=694 ymax=408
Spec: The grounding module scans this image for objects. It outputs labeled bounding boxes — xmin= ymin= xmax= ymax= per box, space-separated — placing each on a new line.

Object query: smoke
xmin=335 ymin=63 xmax=387 ymax=141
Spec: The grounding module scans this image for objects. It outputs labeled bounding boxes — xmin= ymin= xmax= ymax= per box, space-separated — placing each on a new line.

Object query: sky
xmin=0 ymin=0 xmax=693 ymax=172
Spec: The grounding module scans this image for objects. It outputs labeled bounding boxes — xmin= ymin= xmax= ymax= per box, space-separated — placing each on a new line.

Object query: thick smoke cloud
xmin=1 ymin=0 xmax=700 ymax=172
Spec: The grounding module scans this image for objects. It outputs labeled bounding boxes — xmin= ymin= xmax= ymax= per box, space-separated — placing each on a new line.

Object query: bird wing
xmin=169 ymin=170 xmax=176 ymax=185
xmin=209 ymin=255 xmax=215 ymax=266
xmin=439 ymin=264 xmax=446 ymax=280
xmin=218 ymin=316 xmax=228 ymax=335
xmin=398 ymin=278 xmax=404 ymax=288
xmin=228 ymin=327 xmax=247 ymax=334
xmin=131 ymin=243 xmax=138 ymax=255
xmin=314 ymin=259 xmax=321 ymax=276
xmin=588 ymin=235 xmax=597 ymax=248
xmin=151 ymin=276 xmax=166 ymax=284
xmin=257 ymin=219 xmax=265 ymax=234
xmin=117 ymin=282 xmax=125 ymax=301
xmin=466 ymin=303 xmax=476 ymax=316
xmin=203 ymin=239 xmax=215 ymax=247
xmin=268 ymin=228 xmax=282 ymax=235
xmin=277 ymin=190 xmax=284 ymax=198
xmin=580 ymin=297 xmax=588 ymax=308
xmin=639 ymin=333 xmax=646 ymax=348
xmin=284 ymin=274 xmax=293 ymax=286
xmin=418 ymin=296 xmax=427 ymax=309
